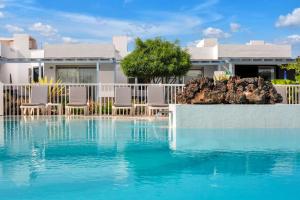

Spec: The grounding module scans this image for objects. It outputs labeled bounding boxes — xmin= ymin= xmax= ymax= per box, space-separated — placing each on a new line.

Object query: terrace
xmin=0 ymin=82 xmax=299 ymax=117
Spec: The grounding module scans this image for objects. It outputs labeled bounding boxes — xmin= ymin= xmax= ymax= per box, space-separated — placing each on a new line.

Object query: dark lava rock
xmin=177 ymin=77 xmax=283 ymax=104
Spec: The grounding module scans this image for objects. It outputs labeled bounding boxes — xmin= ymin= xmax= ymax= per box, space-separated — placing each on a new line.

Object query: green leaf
xmin=121 ymin=37 xmax=191 ymax=83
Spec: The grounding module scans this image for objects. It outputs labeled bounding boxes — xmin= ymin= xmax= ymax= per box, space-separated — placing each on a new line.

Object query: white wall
xmin=0 ymin=35 xmax=43 ymax=83
xmin=219 ymin=44 xmax=292 ymax=58
xmin=13 ymin=34 xmax=31 ymax=58
xmin=188 ymin=39 xmax=292 ymax=60
xmin=44 ymin=63 xmax=56 ymax=81
xmin=99 ymin=64 xmax=115 ymax=83
xmin=0 ymin=63 xmax=30 ymax=83
xmin=170 ymin=104 xmax=300 ymax=129
xmin=115 ymin=63 xmax=127 ymax=83
xmin=44 ymin=44 xmax=115 ymax=58
xmin=112 ymin=36 xmax=129 ymax=58
xmin=188 ymin=46 xmax=218 ymax=60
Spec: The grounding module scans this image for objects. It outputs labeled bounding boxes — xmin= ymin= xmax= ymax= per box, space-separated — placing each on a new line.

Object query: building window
xmin=56 ymin=67 xmax=97 ymax=83
xmin=184 ymin=69 xmax=204 ymax=83
xmin=128 ymin=77 xmax=136 ymax=84
xmin=258 ymin=66 xmax=275 ymax=80
xmin=29 ymin=67 xmax=43 ymax=83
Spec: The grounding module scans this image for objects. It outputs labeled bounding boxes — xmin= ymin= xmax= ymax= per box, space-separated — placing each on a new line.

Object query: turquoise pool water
xmin=0 ymin=117 xmax=300 ymax=200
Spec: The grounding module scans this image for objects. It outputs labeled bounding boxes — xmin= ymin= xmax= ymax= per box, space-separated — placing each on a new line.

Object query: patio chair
xmin=147 ymin=85 xmax=168 ymax=116
xmin=20 ymin=85 xmax=48 ymax=116
xmin=112 ymin=87 xmax=133 ymax=116
xmin=65 ymin=87 xmax=88 ymax=115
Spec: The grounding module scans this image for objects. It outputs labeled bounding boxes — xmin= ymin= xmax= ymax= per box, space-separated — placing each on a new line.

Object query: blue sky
xmin=0 ymin=0 xmax=300 ymax=56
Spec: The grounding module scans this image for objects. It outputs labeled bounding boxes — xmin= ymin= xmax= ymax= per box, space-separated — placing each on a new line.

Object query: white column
xmin=0 ymin=82 xmax=3 ymax=116
xmin=38 ymin=62 xmax=42 ymax=80
xmin=96 ymin=62 xmax=100 ymax=83
xmin=228 ymin=63 xmax=234 ymax=75
xmin=96 ymin=62 xmax=100 ymax=99
xmin=114 ymin=63 xmax=117 ymax=83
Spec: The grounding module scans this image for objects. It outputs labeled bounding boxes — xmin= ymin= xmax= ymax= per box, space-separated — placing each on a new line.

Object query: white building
xmin=0 ymin=34 xmax=44 ymax=83
xmin=0 ymin=34 xmax=295 ymax=84
xmin=186 ymin=38 xmax=293 ymax=82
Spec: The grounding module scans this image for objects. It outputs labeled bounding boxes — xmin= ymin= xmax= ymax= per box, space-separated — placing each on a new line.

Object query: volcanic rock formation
xmin=177 ymin=77 xmax=283 ymax=104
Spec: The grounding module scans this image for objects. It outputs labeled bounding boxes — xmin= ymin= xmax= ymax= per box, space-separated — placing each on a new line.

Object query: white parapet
xmin=169 ymin=104 xmax=300 ymax=129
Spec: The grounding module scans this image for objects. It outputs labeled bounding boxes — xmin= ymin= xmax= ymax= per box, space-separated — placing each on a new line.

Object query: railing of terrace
xmin=0 ymin=83 xmax=185 ymax=116
xmin=1 ymin=84 xmax=299 ymax=116
xmin=274 ymin=85 xmax=300 ymax=104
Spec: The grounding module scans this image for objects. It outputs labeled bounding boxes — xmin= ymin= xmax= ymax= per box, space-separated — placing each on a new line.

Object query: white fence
xmin=274 ymin=85 xmax=300 ymax=104
xmin=1 ymin=83 xmax=300 ymax=116
xmin=0 ymin=83 xmax=184 ymax=116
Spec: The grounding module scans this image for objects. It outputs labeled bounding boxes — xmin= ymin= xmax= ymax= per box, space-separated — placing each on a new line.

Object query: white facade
xmin=0 ymin=35 xmax=294 ymax=84
xmin=186 ymin=39 xmax=293 ymax=81
xmin=0 ymin=34 xmax=44 ymax=83
xmin=188 ymin=38 xmax=292 ymax=60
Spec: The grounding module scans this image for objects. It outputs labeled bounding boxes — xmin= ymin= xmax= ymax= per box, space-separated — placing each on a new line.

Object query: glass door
xmin=56 ymin=67 xmax=97 ymax=83
xmin=258 ymin=66 xmax=275 ymax=81
xmin=79 ymin=68 xmax=97 ymax=83
xmin=56 ymin=68 xmax=79 ymax=83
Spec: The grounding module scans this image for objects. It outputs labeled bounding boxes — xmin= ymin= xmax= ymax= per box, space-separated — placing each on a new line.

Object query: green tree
xmin=281 ymin=58 xmax=300 ymax=81
xmin=121 ymin=37 xmax=191 ymax=83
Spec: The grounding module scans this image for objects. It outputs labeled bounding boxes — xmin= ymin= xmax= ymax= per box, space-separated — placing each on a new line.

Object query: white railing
xmin=1 ymin=83 xmax=185 ymax=116
xmin=274 ymin=85 xmax=300 ymax=104
xmin=1 ymin=83 xmax=299 ymax=116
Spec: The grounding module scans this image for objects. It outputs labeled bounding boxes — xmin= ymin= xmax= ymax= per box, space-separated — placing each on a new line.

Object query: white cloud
xmin=190 ymin=0 xmax=219 ymax=11
xmin=5 ymin=24 xmax=24 ymax=33
xmin=187 ymin=40 xmax=202 ymax=47
xmin=0 ymin=3 xmax=5 ymax=9
xmin=202 ymin=27 xmax=230 ymax=38
xmin=230 ymin=23 xmax=241 ymax=32
xmin=283 ymin=35 xmax=300 ymax=44
xmin=59 ymin=12 xmax=203 ymax=39
xmin=276 ymin=8 xmax=300 ymax=27
xmin=124 ymin=0 xmax=133 ymax=4
xmin=0 ymin=11 xmax=4 ymax=18
xmin=62 ymin=37 xmax=78 ymax=43
xmin=0 ymin=0 xmax=221 ymax=44
xmin=29 ymin=22 xmax=58 ymax=37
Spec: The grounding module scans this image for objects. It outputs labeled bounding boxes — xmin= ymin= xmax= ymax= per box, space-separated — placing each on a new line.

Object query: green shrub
xmin=271 ymin=79 xmax=298 ymax=85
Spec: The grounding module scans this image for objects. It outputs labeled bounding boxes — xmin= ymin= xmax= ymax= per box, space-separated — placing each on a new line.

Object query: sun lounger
xmin=112 ymin=87 xmax=133 ymax=116
xmin=20 ymin=85 xmax=48 ymax=116
xmin=65 ymin=87 xmax=88 ymax=115
xmin=147 ymin=85 xmax=168 ymax=116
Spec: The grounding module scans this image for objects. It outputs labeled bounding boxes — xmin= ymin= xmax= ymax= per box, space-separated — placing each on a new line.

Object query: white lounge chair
xmin=112 ymin=87 xmax=133 ymax=116
xmin=65 ymin=87 xmax=88 ymax=115
xmin=147 ymin=85 xmax=168 ymax=116
xmin=20 ymin=85 xmax=48 ymax=116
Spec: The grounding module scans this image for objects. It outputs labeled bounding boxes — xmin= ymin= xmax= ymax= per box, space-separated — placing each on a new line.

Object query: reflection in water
xmin=0 ymin=117 xmax=300 ymax=199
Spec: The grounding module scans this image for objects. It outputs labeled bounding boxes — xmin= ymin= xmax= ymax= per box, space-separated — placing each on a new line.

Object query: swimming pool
xmin=0 ymin=117 xmax=300 ymax=200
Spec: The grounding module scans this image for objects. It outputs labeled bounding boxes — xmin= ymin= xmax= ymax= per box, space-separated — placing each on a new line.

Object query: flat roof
xmin=1 ymin=57 xmax=294 ymax=65
xmin=0 ymin=57 xmax=115 ymax=64
xmin=44 ymin=43 xmax=116 ymax=59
